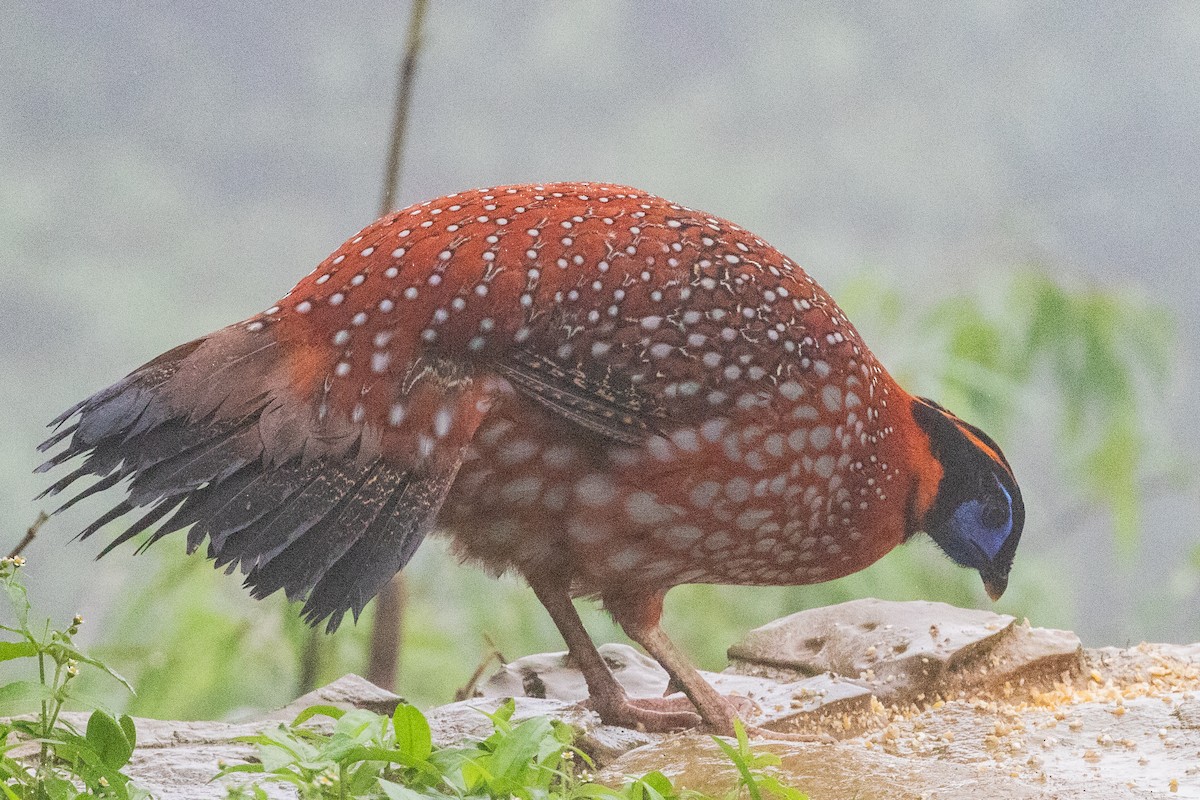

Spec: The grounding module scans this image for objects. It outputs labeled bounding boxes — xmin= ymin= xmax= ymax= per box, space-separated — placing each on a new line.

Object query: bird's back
xmin=267 ymin=182 xmax=922 ymax=593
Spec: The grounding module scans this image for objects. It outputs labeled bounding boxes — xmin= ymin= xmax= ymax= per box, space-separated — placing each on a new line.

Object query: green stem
xmin=45 ymin=658 xmax=65 ymax=735
xmin=37 ymin=650 xmax=48 ymax=759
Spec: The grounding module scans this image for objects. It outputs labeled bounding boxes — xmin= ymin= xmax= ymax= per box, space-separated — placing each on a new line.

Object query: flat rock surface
xmin=24 ymin=601 xmax=1200 ymax=798
xmin=612 ymin=668 xmax=1199 ymax=799
xmin=604 ymin=736 xmax=1051 ymax=800
xmin=56 ymin=674 xmax=404 ymax=800
xmin=479 ymin=641 xmax=877 ymax=732
xmin=727 ymin=598 xmax=1085 ymax=707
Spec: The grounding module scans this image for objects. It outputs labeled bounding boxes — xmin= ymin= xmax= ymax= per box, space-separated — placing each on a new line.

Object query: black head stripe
xmin=914 ymin=397 xmax=1015 ymax=477
xmin=911 ymin=397 xmax=1024 ymax=532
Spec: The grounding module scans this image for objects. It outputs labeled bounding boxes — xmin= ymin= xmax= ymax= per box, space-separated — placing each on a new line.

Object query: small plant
xmin=220 ymin=699 xmax=807 ymax=800
xmin=709 ymin=721 xmax=807 ymax=800
xmin=0 ymin=556 xmax=148 ymax=799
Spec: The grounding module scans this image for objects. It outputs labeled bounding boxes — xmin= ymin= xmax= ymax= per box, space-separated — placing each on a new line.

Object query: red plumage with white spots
xmin=39 ymin=182 xmax=1023 ymax=736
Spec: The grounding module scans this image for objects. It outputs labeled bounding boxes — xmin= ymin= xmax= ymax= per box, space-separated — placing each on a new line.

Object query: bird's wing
xmin=491 ymin=347 xmax=668 ymax=445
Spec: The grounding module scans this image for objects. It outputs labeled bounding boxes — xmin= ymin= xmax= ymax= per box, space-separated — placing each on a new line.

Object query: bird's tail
xmin=36 ymin=322 xmax=490 ymax=630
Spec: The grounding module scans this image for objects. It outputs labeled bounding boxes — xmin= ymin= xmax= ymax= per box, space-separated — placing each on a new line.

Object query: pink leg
xmin=608 ymin=591 xmax=829 ymax=742
xmin=528 ymin=574 xmax=701 ymax=731
xmin=606 ymin=591 xmax=744 ymax=736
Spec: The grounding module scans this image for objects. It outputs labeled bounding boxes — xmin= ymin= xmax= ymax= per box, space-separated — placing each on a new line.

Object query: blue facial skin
xmin=949 ymin=479 xmax=1013 ymax=562
xmin=933 ymin=476 xmax=1015 ymax=598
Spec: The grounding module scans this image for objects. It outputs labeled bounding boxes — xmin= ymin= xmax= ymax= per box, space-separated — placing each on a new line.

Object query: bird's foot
xmin=739 ymin=725 xmax=832 ymax=743
xmin=671 ymin=695 xmax=828 ymax=743
xmin=585 ymin=692 xmax=702 ymax=732
xmin=698 ymin=706 xmax=830 ymax=742
xmin=586 ymin=692 xmax=765 ymax=735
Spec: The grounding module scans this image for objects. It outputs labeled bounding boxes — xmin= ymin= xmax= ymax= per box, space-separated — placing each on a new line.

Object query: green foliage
xmin=710 ymin=721 xmax=807 ymax=800
xmin=841 ymin=267 xmax=1181 ymax=556
xmin=0 ymin=557 xmax=148 ymax=799
xmin=219 ymin=697 xmax=575 ymax=799
xmin=85 ymin=554 xmax=372 ymax=721
xmin=220 ymin=700 xmax=807 ymax=800
xmin=941 ymin=271 xmax=1177 ymax=554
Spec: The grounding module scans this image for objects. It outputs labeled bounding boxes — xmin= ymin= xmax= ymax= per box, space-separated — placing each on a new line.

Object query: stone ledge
xmin=31 ymin=600 xmax=1200 ymax=798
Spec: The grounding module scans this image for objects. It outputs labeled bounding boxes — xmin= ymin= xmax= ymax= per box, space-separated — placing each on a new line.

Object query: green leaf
xmin=54 ymin=645 xmax=135 ymax=693
xmin=638 ymin=770 xmax=675 ymax=796
xmin=379 ymin=778 xmax=434 ymax=800
xmin=734 ymin=718 xmax=750 ymax=756
xmin=551 ymin=719 xmax=576 ymax=746
xmin=749 ymin=750 xmax=782 ymax=768
xmin=120 ymin=713 xmax=137 ymax=750
xmin=0 ymin=641 xmax=37 ymax=663
xmin=757 ymin=774 xmax=810 ymax=800
xmin=712 ymin=731 xmax=763 ymax=800
xmin=332 ymin=708 xmax=386 ymax=740
xmin=2 ymin=578 xmax=30 ymax=629
xmin=460 ymin=756 xmax=493 ymax=791
xmin=261 ymin=724 xmax=320 ymax=761
xmin=0 ymin=680 xmax=54 ymax=715
xmin=86 ymin=709 xmax=135 ymax=770
xmin=34 ymin=772 xmax=77 ymax=800
xmin=213 ymin=762 xmax=267 ymax=777
xmin=475 ymin=697 xmax=516 ymax=733
xmin=630 ymin=776 xmax=670 ymax=800
xmin=393 ymin=703 xmax=433 ymax=761
xmin=573 ymin=784 xmax=626 ymax=800
xmin=344 ymin=759 xmax=385 ymax=796
xmin=127 ymin=783 xmax=156 ymax=800
xmin=489 ymin=716 xmax=552 ymax=785
xmin=290 ymin=703 xmax=346 ymax=727
xmin=337 ymin=745 xmax=423 ymax=768
xmin=257 ymin=742 xmax=302 ymax=773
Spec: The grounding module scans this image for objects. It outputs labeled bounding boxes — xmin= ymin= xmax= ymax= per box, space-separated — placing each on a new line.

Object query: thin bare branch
xmin=10 ymin=512 xmax=49 ymax=559
xmin=365 ymin=0 xmax=431 ymax=691
xmin=378 ymin=0 xmax=430 ymax=216
xmin=453 ymin=635 xmax=506 ymax=701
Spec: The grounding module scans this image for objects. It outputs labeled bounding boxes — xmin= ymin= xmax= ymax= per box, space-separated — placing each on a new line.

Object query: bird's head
xmin=910 ymin=398 xmax=1024 ymax=600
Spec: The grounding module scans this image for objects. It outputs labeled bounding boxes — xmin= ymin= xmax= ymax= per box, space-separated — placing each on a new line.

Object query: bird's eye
xmin=981 ymin=503 xmax=1008 ymax=529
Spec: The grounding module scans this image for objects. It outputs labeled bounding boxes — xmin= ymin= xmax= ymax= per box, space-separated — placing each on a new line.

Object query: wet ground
xmin=606 ymin=641 xmax=1200 ymax=798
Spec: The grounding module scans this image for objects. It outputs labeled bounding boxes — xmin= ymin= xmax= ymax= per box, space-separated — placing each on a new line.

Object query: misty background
xmin=1 ymin=1 xmax=1197 ymax=709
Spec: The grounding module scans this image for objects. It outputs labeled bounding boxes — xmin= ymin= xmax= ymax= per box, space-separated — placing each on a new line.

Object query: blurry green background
xmin=1 ymin=2 xmax=1197 ymax=720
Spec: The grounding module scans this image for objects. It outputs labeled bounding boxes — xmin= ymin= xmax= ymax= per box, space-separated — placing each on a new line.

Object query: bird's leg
xmin=606 ymin=591 xmax=753 ymax=738
xmin=608 ymin=592 xmax=831 ymax=742
xmin=527 ymin=574 xmax=701 ymax=731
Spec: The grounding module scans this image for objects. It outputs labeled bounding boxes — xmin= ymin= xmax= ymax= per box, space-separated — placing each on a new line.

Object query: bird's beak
xmin=967 ymin=539 xmax=1010 ymax=601
xmin=983 ymin=571 xmax=1008 ymax=602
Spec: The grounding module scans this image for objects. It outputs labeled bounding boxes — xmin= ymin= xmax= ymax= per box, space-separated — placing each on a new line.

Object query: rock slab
xmin=727 ymin=598 xmax=1085 ymax=706
xmin=28 ymin=601 xmax=1200 ymax=799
